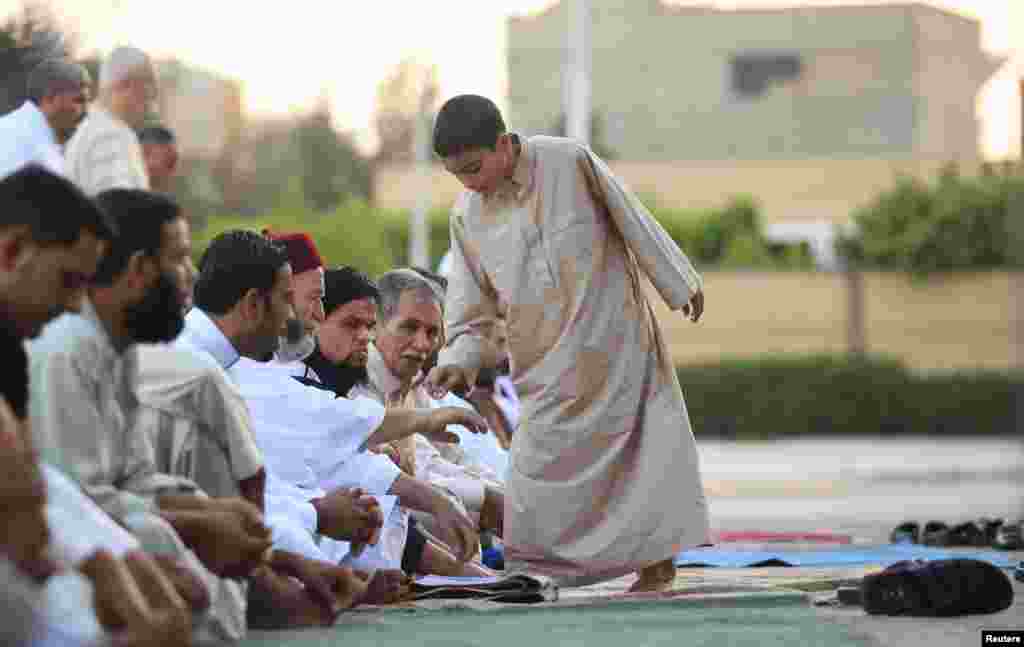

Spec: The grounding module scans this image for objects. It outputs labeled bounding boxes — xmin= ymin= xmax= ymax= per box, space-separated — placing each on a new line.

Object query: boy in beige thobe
xmin=427 ymin=95 xmax=710 ymax=591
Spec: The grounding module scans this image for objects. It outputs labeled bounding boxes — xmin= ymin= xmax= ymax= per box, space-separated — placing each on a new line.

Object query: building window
xmin=730 ymin=52 xmax=802 ymax=99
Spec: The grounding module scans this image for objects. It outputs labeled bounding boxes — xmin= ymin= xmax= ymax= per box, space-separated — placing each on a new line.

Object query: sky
xmin=3 ymin=0 xmax=1020 ymax=158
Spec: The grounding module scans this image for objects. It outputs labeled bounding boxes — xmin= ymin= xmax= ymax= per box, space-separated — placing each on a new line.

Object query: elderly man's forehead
xmin=292 ymin=267 xmax=325 ymax=290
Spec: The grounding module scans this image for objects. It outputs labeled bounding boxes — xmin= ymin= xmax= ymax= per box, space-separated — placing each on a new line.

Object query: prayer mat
xmin=242 ymin=593 xmax=873 ymax=647
xmin=675 ymin=544 xmax=1017 ymax=569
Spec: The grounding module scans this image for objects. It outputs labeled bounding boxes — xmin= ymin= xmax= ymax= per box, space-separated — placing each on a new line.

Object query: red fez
xmin=263 ymin=229 xmax=324 ymax=275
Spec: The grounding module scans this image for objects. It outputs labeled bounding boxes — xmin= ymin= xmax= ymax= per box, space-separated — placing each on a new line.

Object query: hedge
xmin=193 ymin=194 xmax=814 ymax=274
xmin=677 ymin=355 xmax=1021 ymax=439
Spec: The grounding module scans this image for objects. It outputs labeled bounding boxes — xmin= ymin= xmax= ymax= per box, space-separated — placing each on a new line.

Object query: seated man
xmin=408 ymin=266 xmax=511 ymax=476
xmin=189 ymin=229 xmax=489 ymax=575
xmin=347 ymin=269 xmax=506 ymax=539
xmin=309 ymin=268 xmax=505 ymax=540
xmin=28 ymin=190 xmax=364 ymax=637
xmin=0 ymin=165 xmax=194 ymax=645
xmin=168 ymin=231 xmax=388 ymax=578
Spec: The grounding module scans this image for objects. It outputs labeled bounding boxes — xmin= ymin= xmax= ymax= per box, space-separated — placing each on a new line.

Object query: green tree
xmin=838 ymin=162 xmax=1024 ymax=275
xmin=293 ymin=96 xmax=373 ymax=212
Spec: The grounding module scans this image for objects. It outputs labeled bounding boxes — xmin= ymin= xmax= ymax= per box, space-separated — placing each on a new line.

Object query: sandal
xmin=889 ymin=521 xmax=919 ymax=544
xmin=921 ymin=521 xmax=951 ymax=546
xmin=946 ymin=521 xmax=992 ymax=547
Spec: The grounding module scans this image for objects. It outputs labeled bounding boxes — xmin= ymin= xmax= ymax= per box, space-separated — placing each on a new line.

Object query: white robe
xmin=178 ymin=308 xmax=405 ymax=570
xmin=0 ymin=100 xmax=65 ymax=179
xmin=228 ymin=356 xmax=409 ymax=571
xmin=64 ymin=104 xmax=148 ymax=195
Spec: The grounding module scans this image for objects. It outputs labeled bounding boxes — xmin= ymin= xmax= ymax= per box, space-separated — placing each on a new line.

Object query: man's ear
xmin=124 ymin=252 xmax=157 ymax=293
xmin=0 ymin=227 xmax=37 ymax=273
xmin=240 ymin=287 xmax=265 ymax=324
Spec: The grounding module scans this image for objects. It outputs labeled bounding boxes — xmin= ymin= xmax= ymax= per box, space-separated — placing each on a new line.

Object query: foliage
xmin=293 ymin=101 xmax=373 ymax=212
xmin=652 ymin=196 xmax=815 ymax=270
xmin=838 ymin=162 xmax=1024 ymax=274
xmin=0 ymin=3 xmax=73 ymax=114
xmin=214 ymin=108 xmax=373 ymax=219
xmin=192 ymin=199 xmax=401 ymax=279
xmin=677 ymin=354 xmax=1021 ymax=438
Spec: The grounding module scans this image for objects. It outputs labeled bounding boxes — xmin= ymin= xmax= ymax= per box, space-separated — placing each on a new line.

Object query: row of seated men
xmin=0 ymin=164 xmax=515 ymax=645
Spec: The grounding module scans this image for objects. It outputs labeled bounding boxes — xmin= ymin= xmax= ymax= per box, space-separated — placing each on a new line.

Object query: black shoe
xmin=861 ymin=558 xmax=1014 ymax=617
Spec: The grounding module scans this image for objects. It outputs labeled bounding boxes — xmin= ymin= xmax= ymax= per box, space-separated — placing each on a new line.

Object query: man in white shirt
xmin=0 ymin=59 xmax=90 ymax=179
xmin=198 ymin=230 xmax=491 ymax=575
xmin=65 ymin=46 xmax=155 ymax=194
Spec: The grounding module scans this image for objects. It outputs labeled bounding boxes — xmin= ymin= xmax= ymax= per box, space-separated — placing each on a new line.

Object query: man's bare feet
xmin=357 ymin=569 xmax=414 ymax=605
xmin=627 ymin=559 xmax=677 ymax=593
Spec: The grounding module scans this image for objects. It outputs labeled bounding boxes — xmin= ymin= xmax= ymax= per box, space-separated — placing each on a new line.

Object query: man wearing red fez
xmin=263 ymin=230 xmax=325 ymax=363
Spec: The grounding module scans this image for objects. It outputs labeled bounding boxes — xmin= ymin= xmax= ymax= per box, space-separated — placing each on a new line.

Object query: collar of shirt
xmin=79 ymin=297 xmax=121 ymax=356
xmin=365 ymin=343 xmax=404 ymax=405
xmin=488 ymin=133 xmax=534 ymax=203
xmin=181 ymin=308 xmax=240 ymax=370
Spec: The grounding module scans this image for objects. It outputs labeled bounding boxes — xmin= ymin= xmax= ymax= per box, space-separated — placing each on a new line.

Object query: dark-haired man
xmin=0 ymin=59 xmax=91 ymax=178
xmin=194 ymin=231 xmax=490 ymax=573
xmin=26 ymin=189 xmax=266 ymax=640
xmin=427 ymin=94 xmax=710 ymax=591
xmin=138 ymin=125 xmax=179 ymax=192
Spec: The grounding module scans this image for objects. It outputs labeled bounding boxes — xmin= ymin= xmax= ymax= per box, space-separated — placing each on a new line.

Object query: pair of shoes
xmin=993 ymin=520 xmax=1023 ymax=550
xmin=861 ymin=558 xmax=1014 ymax=617
xmin=921 ymin=519 xmax=1001 ymax=547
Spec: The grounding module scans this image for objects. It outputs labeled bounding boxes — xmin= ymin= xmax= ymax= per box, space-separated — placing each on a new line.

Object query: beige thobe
xmin=439 ymin=135 xmax=710 ymax=585
xmin=64 ymin=105 xmax=149 ymax=195
xmin=27 ymin=300 xmax=247 ymax=641
xmin=135 ymin=343 xmax=265 ymax=500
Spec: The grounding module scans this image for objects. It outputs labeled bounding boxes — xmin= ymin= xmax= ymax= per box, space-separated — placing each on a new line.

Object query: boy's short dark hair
xmin=193 ymin=230 xmax=289 ymax=316
xmin=91 ymin=189 xmax=182 ymax=286
xmin=432 ymin=94 xmax=506 ymax=158
xmin=0 ymin=163 xmax=116 ymax=245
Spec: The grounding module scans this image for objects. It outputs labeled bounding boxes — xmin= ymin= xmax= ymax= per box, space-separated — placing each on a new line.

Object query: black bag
xmin=861 ymin=558 xmax=1014 ymax=617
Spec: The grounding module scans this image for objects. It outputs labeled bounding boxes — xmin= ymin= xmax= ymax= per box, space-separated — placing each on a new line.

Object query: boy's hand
xmin=682 ymin=290 xmax=704 ymax=323
xmin=425 ymin=365 xmax=477 ymax=399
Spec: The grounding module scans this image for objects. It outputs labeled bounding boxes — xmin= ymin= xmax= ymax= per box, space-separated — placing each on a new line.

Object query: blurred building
xmin=376 ymin=1 xmax=1005 ymax=266
xmin=157 ymin=59 xmax=244 ymax=161
xmin=155 ymin=60 xmax=246 ymax=211
xmin=508 ymin=1 xmax=1003 ymax=162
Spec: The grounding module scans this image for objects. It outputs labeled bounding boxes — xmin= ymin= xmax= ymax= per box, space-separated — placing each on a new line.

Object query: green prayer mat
xmin=242 ymin=593 xmax=872 ymax=647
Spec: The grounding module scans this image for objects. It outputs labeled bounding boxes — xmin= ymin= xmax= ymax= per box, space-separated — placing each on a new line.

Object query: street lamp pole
xmin=566 ymin=0 xmax=591 ymax=145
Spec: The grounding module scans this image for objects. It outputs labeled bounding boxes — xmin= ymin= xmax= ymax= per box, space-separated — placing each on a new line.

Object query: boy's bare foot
xmin=627 ymin=559 xmax=676 ymax=593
